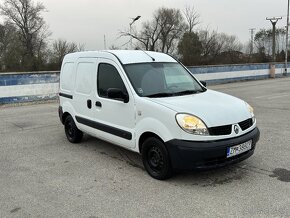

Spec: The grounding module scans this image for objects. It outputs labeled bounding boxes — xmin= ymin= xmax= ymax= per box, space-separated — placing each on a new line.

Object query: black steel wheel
xmin=64 ymin=115 xmax=83 ymax=143
xmin=141 ymin=137 xmax=172 ymax=180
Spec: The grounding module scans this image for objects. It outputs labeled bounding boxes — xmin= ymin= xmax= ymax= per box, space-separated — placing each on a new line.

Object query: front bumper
xmin=165 ymin=127 xmax=260 ymax=170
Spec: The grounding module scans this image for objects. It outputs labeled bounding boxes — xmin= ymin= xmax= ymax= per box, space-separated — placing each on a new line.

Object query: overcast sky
xmin=1 ymin=0 xmax=289 ymax=50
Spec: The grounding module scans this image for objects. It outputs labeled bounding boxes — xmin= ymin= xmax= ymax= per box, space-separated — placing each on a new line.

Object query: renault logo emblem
xmin=234 ymin=125 xmax=239 ymax=134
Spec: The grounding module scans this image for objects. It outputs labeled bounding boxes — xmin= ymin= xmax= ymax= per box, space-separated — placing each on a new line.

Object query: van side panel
xmin=59 ymin=60 xmax=77 ymax=119
xmin=60 ymin=62 xmax=75 ymax=92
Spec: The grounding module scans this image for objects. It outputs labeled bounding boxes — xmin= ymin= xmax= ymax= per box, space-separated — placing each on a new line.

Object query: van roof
xmin=64 ymin=50 xmax=176 ymax=65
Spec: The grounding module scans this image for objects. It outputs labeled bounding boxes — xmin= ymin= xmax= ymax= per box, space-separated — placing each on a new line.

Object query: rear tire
xmin=64 ymin=115 xmax=83 ymax=143
xmin=141 ymin=137 xmax=173 ymax=180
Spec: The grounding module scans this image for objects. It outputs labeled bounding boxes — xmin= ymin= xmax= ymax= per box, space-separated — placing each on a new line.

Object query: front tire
xmin=141 ymin=137 xmax=173 ymax=180
xmin=64 ymin=115 xmax=83 ymax=143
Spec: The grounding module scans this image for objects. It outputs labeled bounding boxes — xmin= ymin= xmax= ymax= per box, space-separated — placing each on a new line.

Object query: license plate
xmin=227 ymin=140 xmax=252 ymax=158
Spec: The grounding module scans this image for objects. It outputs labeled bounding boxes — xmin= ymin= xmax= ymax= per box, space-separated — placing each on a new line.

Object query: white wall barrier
xmin=188 ymin=63 xmax=288 ymax=84
xmin=0 ymin=71 xmax=59 ymax=104
xmin=0 ymin=63 xmax=288 ymax=104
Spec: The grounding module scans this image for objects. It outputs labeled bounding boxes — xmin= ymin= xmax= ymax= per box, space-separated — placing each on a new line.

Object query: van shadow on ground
xmin=79 ymin=134 xmax=255 ymax=187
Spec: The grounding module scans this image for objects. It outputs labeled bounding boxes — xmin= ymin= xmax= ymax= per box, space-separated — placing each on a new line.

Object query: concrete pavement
xmin=0 ymin=77 xmax=290 ymax=218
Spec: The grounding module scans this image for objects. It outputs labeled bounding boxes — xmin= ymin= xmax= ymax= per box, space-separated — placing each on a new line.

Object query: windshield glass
xmin=124 ymin=62 xmax=205 ymax=97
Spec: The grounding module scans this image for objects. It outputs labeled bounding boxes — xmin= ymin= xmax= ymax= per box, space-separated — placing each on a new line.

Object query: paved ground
xmin=0 ymin=77 xmax=290 ymax=218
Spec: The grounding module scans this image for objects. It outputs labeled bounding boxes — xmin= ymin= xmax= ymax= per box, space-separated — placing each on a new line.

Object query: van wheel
xmin=141 ymin=137 xmax=173 ymax=180
xmin=64 ymin=116 xmax=83 ymax=143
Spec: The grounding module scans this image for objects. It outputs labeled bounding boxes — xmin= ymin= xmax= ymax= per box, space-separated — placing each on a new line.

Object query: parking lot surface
xmin=0 ymin=77 xmax=290 ymax=218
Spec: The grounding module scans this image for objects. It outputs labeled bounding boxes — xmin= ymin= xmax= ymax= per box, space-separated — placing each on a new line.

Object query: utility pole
xmin=266 ymin=17 xmax=282 ymax=78
xmin=249 ymin=28 xmax=256 ymax=59
xmin=285 ymin=0 xmax=289 ymax=76
xmin=266 ymin=17 xmax=282 ymax=62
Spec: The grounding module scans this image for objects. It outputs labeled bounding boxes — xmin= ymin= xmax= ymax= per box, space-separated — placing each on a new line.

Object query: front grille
xmin=239 ymin=118 xmax=253 ymax=131
xmin=208 ymin=118 xmax=253 ymax=136
xmin=208 ymin=125 xmax=232 ymax=136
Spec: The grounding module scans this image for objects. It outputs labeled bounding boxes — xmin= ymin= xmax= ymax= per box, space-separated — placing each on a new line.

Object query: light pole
xmin=129 ymin=15 xmax=141 ymax=49
xmin=285 ymin=0 xmax=289 ymax=76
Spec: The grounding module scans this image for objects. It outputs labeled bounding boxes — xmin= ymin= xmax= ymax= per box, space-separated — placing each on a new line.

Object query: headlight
xmin=247 ymin=104 xmax=254 ymax=114
xmin=176 ymin=114 xmax=209 ymax=135
xmin=246 ymin=102 xmax=255 ymax=123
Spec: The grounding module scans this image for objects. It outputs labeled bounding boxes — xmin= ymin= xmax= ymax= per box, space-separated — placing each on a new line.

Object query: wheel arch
xmin=62 ymin=112 xmax=71 ymax=124
xmin=60 ymin=101 xmax=76 ymax=124
xmin=138 ymin=132 xmax=165 ymax=154
xmin=136 ymin=117 xmax=177 ymax=153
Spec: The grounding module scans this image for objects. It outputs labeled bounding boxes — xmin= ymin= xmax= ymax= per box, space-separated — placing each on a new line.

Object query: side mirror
xmin=200 ymin=80 xmax=207 ymax=87
xmin=107 ymin=88 xmax=129 ymax=103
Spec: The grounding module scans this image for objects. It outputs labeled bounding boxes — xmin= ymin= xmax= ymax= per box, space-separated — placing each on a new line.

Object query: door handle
xmin=87 ymin=100 xmax=92 ymax=109
xmin=95 ymin=101 xmax=102 ymax=108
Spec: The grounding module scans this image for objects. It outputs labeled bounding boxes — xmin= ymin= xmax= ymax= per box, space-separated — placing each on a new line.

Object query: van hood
xmin=147 ymin=90 xmax=250 ymax=127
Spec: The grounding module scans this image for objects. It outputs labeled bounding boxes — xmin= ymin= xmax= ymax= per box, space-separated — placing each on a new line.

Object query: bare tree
xmin=183 ymin=5 xmax=200 ymax=33
xmin=197 ymin=29 xmax=243 ymax=64
xmin=254 ymin=29 xmax=271 ymax=56
xmin=140 ymin=19 xmax=162 ymax=51
xmin=253 ymin=28 xmax=286 ymax=63
xmin=219 ymin=33 xmax=242 ymax=53
xmin=198 ymin=29 xmax=219 ymax=58
xmin=120 ymin=7 xmax=186 ymax=53
xmin=158 ymin=8 xmax=187 ymax=53
xmin=50 ymin=39 xmax=84 ymax=68
xmin=0 ymin=21 xmax=23 ymax=71
xmin=120 ymin=13 xmax=163 ymax=51
xmin=0 ymin=0 xmax=50 ymax=70
xmin=0 ymin=23 xmax=13 ymax=62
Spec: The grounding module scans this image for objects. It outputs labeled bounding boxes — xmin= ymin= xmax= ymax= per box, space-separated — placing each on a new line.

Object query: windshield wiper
xmin=145 ymin=90 xmax=205 ymax=98
xmin=173 ymin=90 xmax=200 ymax=96
xmin=145 ymin=93 xmax=174 ymax=98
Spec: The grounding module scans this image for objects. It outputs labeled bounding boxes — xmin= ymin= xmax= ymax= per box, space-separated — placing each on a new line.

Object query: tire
xmin=64 ymin=115 xmax=83 ymax=143
xmin=141 ymin=137 xmax=173 ymax=180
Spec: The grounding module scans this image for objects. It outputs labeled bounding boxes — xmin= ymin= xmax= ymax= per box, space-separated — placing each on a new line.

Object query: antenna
xmin=137 ymin=47 xmax=155 ymax=61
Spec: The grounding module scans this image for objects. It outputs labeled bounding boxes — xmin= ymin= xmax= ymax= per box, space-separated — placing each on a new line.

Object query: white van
xmin=58 ymin=50 xmax=260 ymax=180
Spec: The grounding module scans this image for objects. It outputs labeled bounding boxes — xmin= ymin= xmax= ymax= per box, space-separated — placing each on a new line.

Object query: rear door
xmin=73 ymin=58 xmax=97 ymax=132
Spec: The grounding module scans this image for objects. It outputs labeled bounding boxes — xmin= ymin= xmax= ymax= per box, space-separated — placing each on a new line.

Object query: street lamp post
xmin=285 ymin=0 xmax=290 ymax=76
xmin=129 ymin=16 xmax=141 ymax=49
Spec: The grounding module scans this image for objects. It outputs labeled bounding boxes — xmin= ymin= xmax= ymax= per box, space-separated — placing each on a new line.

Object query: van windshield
xmin=123 ymin=62 xmax=205 ymax=98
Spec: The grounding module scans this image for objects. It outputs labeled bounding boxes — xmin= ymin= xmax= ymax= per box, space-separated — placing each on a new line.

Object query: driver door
xmin=91 ymin=58 xmax=136 ymax=149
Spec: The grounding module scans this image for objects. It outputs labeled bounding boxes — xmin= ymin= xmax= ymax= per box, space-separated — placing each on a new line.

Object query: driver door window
xmin=97 ymin=63 xmax=127 ymax=99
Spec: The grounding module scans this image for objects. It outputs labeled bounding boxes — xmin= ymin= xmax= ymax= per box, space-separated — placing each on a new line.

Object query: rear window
xmin=75 ymin=62 xmax=95 ymax=95
xmin=60 ymin=63 xmax=74 ymax=91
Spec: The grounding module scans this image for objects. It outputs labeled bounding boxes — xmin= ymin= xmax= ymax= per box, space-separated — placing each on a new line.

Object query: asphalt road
xmin=0 ymin=77 xmax=290 ymax=218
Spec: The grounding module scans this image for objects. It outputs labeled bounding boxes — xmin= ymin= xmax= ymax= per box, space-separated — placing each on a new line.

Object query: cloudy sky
xmin=1 ymin=0 xmax=288 ymax=50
